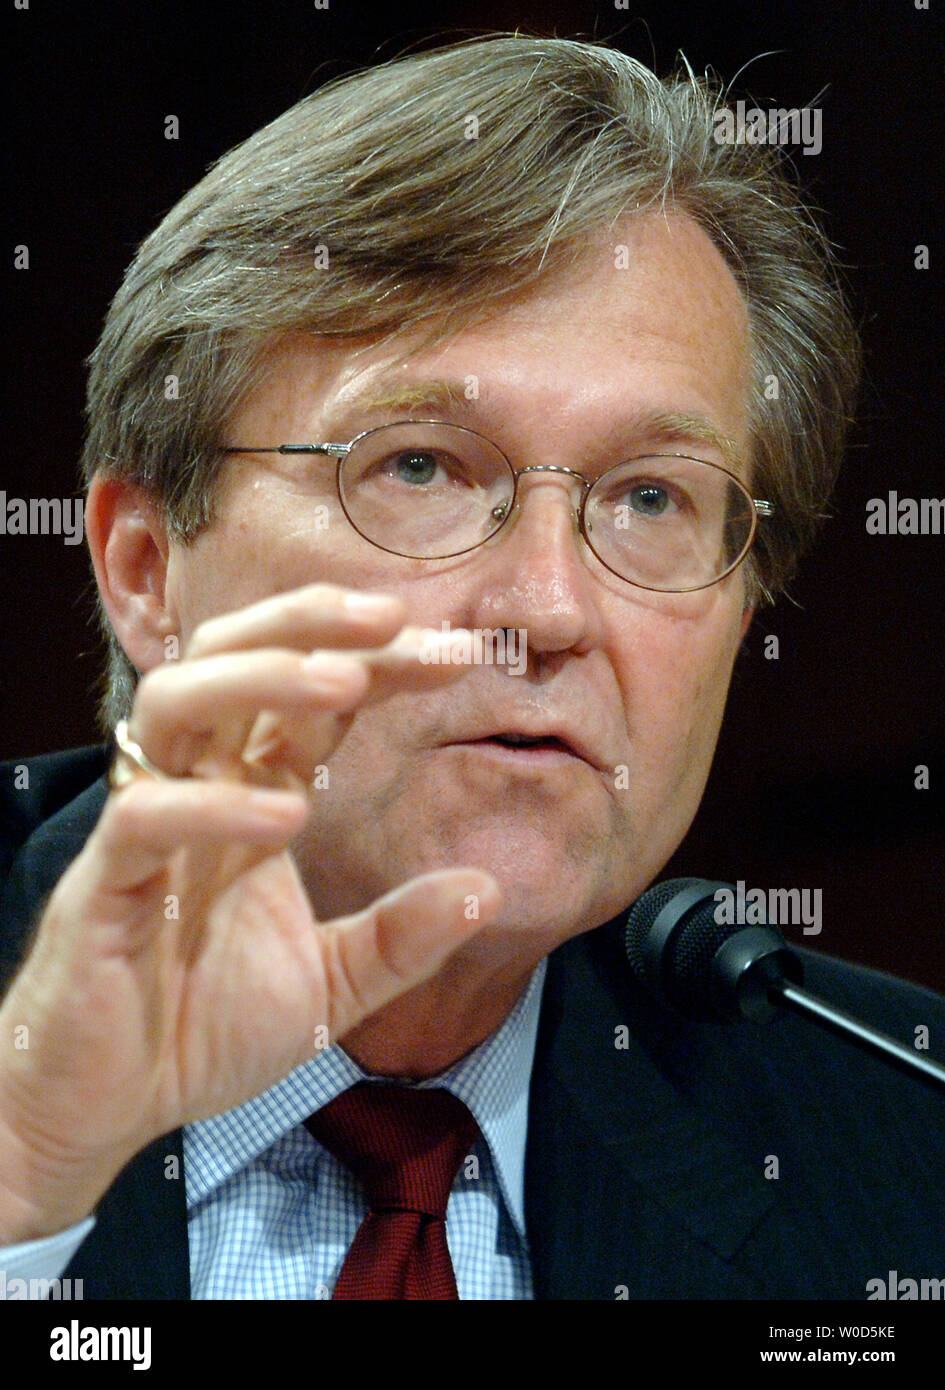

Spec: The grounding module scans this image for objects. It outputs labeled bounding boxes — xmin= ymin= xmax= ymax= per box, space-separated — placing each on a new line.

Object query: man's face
xmin=163 ymin=212 xmax=753 ymax=962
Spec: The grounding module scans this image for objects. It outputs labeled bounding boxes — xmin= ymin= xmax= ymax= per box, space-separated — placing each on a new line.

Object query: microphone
xmin=624 ymin=878 xmax=945 ymax=1093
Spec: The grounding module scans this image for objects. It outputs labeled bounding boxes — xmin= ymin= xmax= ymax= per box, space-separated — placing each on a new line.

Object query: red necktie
xmin=305 ymin=1082 xmax=479 ymax=1300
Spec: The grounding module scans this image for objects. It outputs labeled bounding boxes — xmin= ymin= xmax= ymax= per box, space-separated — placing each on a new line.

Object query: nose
xmin=469 ymin=465 xmax=602 ymax=656
xmin=503 ymin=465 xmax=590 ymax=544
xmin=514 ymin=464 xmax=591 ymax=492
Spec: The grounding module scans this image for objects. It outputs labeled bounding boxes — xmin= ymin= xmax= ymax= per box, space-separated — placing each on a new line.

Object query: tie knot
xmin=306 ymin=1083 xmax=478 ymax=1219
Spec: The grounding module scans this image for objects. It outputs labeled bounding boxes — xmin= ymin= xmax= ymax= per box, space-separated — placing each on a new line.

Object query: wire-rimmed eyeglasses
xmin=222 ymin=419 xmax=773 ymax=593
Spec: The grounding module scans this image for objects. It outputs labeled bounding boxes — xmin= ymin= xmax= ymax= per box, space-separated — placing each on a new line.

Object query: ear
xmin=739 ymin=603 xmax=754 ymax=641
xmin=85 ymin=474 xmax=180 ymax=675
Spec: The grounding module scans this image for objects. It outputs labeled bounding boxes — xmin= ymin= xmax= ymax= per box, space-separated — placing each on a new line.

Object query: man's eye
xmin=390 ymin=450 xmax=440 ymax=485
xmin=624 ymin=483 xmax=676 ymax=517
xmin=374 ymin=449 xmax=473 ymax=487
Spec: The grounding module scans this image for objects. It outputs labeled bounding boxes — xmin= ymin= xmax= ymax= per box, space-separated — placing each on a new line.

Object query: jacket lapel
xmin=62 ymin=1131 xmax=190 ymax=1299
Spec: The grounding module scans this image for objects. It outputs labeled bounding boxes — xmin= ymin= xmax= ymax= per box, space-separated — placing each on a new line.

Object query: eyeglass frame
xmin=221 ymin=419 xmax=774 ymax=594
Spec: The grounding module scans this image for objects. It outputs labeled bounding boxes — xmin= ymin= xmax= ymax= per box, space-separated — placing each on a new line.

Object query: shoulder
xmin=530 ymin=917 xmax=945 ymax=1296
xmin=1 ymin=746 xmax=110 ymax=991
xmin=539 ymin=915 xmax=945 ymax=1196
xmin=549 ymin=916 xmax=945 ymax=1094
xmin=1 ymin=746 xmax=109 ymax=860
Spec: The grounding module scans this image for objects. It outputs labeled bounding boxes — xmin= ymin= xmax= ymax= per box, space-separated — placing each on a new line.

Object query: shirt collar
xmin=184 ymin=958 xmax=546 ymax=1240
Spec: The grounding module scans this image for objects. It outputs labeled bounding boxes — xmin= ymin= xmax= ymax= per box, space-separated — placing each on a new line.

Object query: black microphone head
xmin=624 ymin=877 xmax=705 ymax=979
xmin=625 ymin=878 xmax=800 ymax=1023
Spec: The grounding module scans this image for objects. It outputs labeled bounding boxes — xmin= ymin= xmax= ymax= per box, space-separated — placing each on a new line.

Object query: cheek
xmin=619 ymin=605 xmax=742 ymax=794
xmin=171 ymin=483 xmax=482 ymax=644
xmin=168 ymin=500 xmax=345 ymax=638
xmin=168 ymin=531 xmax=262 ymax=641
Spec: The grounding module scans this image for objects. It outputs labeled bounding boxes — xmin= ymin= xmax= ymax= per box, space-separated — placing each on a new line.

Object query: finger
xmin=134 ymin=629 xmax=476 ymax=781
xmin=182 ymin=629 xmax=481 ymax=785
xmin=317 ymin=868 xmax=503 ymax=1038
xmin=87 ymin=779 xmax=310 ymax=898
xmin=357 ymin=626 xmax=496 ymax=699
xmin=185 ymin=585 xmax=406 ymax=660
xmin=131 ymin=650 xmax=371 ymax=777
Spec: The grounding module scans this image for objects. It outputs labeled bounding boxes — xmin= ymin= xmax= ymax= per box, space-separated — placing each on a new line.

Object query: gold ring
xmin=108 ymin=719 xmax=169 ymax=789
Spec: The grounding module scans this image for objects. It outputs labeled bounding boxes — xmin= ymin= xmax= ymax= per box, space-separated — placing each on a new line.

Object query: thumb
xmin=319 ymin=868 xmax=502 ymax=1038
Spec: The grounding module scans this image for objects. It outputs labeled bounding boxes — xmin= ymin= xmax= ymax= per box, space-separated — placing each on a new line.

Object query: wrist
xmin=0 ymin=1078 xmax=133 ymax=1244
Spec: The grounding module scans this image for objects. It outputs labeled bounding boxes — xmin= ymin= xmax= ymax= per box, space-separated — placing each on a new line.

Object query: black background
xmin=4 ymin=0 xmax=944 ymax=993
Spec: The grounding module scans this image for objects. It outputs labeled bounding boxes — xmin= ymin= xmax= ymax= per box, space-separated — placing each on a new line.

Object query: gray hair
xmin=81 ymin=34 xmax=861 ymax=728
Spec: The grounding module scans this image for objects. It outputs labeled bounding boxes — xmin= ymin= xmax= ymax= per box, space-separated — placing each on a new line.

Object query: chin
xmin=442 ymin=839 xmax=608 ymax=941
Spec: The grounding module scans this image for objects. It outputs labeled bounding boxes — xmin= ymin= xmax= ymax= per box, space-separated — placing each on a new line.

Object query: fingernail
xmin=386 ymin=626 xmax=468 ymax=661
xmin=301 ymin=651 xmax=364 ymax=684
xmin=343 ymin=592 xmax=401 ymax=616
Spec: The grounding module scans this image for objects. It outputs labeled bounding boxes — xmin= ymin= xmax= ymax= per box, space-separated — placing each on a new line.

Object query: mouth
xmin=448 ymin=732 xmax=591 ymax=764
xmin=476 ymin=733 xmax=573 ymax=751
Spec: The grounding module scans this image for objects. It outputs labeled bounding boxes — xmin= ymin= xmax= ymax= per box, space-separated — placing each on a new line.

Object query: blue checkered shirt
xmin=2 ymin=959 xmax=545 ymax=1300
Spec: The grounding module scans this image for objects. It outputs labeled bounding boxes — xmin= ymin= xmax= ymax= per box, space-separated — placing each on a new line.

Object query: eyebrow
xmin=630 ymin=410 xmax=741 ymax=469
xmin=327 ymin=379 xmax=742 ymax=468
xmin=330 ymin=378 xmax=470 ymax=421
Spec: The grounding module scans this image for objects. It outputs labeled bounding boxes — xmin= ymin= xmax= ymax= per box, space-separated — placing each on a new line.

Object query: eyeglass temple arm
xmin=221 ymin=444 xmax=349 ymax=457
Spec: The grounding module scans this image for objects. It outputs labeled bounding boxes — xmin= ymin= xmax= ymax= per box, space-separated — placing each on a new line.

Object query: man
xmin=1 ymin=35 xmax=942 ymax=1301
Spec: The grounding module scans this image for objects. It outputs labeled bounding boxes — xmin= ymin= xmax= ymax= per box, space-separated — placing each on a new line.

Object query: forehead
xmin=232 ymin=212 xmax=752 ymax=464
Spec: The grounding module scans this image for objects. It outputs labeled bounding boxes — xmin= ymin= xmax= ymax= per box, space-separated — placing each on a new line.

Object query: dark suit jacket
xmin=2 ymin=748 xmax=944 ymax=1299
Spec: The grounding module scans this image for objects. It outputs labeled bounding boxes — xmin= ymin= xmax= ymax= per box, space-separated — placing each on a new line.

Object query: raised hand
xmin=0 ymin=585 xmax=500 ymax=1242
